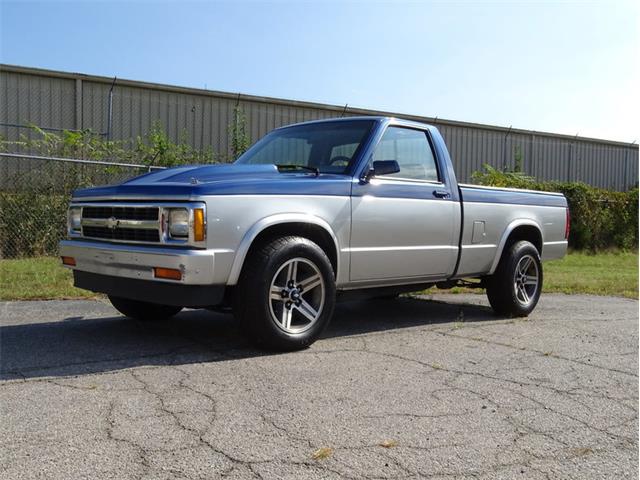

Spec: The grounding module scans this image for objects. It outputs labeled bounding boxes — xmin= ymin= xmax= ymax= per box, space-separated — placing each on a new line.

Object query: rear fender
xmin=488 ymin=219 xmax=543 ymax=275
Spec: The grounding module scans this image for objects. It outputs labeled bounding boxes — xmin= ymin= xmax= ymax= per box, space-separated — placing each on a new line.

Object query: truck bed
xmin=454 ymin=183 xmax=568 ymax=278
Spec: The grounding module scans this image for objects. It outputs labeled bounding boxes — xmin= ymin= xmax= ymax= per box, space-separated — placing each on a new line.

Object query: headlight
xmin=68 ymin=207 xmax=82 ymax=234
xmin=168 ymin=208 xmax=189 ymax=238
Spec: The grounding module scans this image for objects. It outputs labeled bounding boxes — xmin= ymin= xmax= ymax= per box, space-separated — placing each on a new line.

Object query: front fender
xmin=226 ymin=213 xmax=340 ymax=285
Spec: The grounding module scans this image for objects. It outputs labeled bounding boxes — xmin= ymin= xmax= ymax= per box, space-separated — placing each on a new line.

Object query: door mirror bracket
xmin=363 ymin=160 xmax=400 ymax=182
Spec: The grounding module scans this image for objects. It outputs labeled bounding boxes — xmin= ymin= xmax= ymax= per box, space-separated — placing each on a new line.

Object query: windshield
xmin=235 ymin=120 xmax=375 ymax=174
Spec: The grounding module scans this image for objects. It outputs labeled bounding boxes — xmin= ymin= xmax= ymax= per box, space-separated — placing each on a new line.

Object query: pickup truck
xmin=60 ymin=117 xmax=569 ymax=350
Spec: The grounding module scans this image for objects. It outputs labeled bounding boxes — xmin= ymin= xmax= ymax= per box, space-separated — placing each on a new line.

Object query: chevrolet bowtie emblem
xmin=105 ymin=217 xmax=119 ymax=230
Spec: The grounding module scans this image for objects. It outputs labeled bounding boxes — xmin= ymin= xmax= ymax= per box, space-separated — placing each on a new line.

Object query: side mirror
xmin=365 ymin=160 xmax=400 ymax=182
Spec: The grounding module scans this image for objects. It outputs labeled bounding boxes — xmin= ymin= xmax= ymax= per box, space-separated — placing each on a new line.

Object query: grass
xmin=541 ymin=251 xmax=638 ymax=299
xmin=0 ymin=257 xmax=97 ymax=300
xmin=0 ymin=252 xmax=637 ymax=301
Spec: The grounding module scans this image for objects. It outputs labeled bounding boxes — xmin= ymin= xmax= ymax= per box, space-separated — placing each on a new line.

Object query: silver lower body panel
xmin=59 ymin=239 xmax=223 ymax=285
xmin=541 ymin=240 xmax=568 ymax=261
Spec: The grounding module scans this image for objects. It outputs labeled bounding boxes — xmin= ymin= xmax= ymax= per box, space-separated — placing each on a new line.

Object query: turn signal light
xmin=61 ymin=256 xmax=76 ymax=266
xmin=154 ymin=267 xmax=182 ymax=281
xmin=193 ymin=208 xmax=205 ymax=242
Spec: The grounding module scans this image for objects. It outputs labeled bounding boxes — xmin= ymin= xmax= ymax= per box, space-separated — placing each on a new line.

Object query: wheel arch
xmin=227 ymin=214 xmax=340 ymax=285
xmin=488 ymin=220 xmax=543 ymax=275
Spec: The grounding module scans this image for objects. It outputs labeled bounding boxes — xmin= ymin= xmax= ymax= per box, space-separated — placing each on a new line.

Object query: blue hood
xmin=72 ymin=163 xmax=353 ymax=199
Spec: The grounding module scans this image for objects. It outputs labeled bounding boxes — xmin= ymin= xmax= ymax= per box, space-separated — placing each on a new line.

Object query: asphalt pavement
xmin=0 ymin=293 xmax=638 ymax=479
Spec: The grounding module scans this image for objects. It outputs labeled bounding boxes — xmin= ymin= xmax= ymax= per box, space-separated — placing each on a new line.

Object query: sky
xmin=0 ymin=0 xmax=638 ymax=142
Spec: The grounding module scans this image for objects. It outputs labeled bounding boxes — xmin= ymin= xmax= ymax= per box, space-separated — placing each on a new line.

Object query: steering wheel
xmin=329 ymin=156 xmax=351 ymax=166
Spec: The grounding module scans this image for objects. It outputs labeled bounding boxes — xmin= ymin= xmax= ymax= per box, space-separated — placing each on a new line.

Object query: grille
xmin=82 ymin=226 xmax=160 ymax=243
xmin=82 ymin=206 xmax=159 ymax=221
xmin=80 ymin=205 xmax=161 ymax=244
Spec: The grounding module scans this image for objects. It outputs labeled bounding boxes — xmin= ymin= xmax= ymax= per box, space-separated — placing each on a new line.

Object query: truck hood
xmin=72 ymin=163 xmax=353 ymax=199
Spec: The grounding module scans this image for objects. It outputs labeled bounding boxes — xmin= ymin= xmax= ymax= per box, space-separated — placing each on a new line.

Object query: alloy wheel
xmin=268 ymin=257 xmax=325 ymax=334
xmin=513 ymin=254 xmax=539 ymax=306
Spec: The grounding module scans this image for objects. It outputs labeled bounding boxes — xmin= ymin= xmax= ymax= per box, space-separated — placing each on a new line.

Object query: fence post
xmin=567 ymin=141 xmax=571 ymax=182
xmin=502 ymin=125 xmax=512 ymax=170
xmin=106 ymin=77 xmax=117 ymax=141
xmin=75 ymin=78 xmax=83 ymax=131
xmin=529 ymin=131 xmax=535 ymax=176
xmin=626 ymin=140 xmax=636 ymax=190
xmin=567 ymin=134 xmax=577 ymax=182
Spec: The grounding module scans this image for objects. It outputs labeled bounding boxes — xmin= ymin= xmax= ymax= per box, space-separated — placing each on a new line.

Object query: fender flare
xmin=488 ymin=219 xmax=543 ymax=275
xmin=226 ymin=213 xmax=341 ymax=285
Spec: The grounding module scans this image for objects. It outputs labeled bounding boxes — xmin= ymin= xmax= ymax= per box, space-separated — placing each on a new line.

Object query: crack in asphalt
xmin=430 ymin=328 xmax=638 ymax=378
xmin=0 ymin=295 xmax=637 ymax=479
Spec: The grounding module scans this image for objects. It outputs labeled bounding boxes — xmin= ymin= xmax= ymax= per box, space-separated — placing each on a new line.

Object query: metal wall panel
xmin=0 ymin=70 xmax=76 ymax=144
xmin=1 ymin=65 xmax=637 ymax=190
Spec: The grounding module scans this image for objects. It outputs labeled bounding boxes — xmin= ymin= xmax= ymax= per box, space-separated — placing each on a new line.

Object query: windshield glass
xmin=235 ymin=120 xmax=375 ymax=174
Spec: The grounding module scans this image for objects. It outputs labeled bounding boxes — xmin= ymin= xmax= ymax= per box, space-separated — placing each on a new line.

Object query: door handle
xmin=433 ymin=189 xmax=451 ymax=199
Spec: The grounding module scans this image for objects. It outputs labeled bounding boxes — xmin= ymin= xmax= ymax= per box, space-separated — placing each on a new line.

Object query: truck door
xmin=349 ymin=126 xmax=460 ymax=282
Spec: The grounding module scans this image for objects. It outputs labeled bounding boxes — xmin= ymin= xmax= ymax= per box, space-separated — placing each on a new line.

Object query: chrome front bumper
xmin=59 ymin=239 xmax=231 ymax=285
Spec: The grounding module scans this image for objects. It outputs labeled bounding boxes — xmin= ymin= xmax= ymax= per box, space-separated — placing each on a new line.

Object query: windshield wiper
xmin=275 ymin=164 xmax=320 ymax=177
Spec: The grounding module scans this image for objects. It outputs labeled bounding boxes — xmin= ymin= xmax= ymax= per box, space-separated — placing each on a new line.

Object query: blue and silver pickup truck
xmin=60 ymin=117 xmax=569 ymax=350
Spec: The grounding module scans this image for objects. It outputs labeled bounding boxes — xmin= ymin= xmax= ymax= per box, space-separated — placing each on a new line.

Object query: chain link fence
xmin=0 ymin=154 xmax=161 ymax=258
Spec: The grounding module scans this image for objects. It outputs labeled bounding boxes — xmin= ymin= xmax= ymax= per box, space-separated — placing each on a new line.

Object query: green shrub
xmin=472 ymin=165 xmax=638 ymax=251
xmin=3 ymin=123 xmax=220 ymax=167
xmin=133 ymin=122 xmax=218 ymax=167
xmin=0 ymin=192 xmax=69 ymax=257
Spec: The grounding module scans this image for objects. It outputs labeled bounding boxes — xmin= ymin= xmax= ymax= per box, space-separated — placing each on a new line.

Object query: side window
xmin=372 ymin=127 xmax=439 ymax=182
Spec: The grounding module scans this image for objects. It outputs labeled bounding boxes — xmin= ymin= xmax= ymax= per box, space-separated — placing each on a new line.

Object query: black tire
xmin=486 ymin=240 xmax=543 ymax=317
xmin=233 ymin=236 xmax=336 ymax=351
xmin=108 ymin=296 xmax=182 ymax=321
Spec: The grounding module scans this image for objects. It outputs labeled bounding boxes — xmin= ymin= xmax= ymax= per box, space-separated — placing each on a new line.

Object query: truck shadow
xmin=1 ymin=296 xmax=498 ymax=380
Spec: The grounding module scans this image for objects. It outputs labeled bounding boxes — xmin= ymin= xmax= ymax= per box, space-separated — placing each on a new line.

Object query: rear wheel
xmin=233 ymin=236 xmax=336 ymax=351
xmin=108 ymin=296 xmax=182 ymax=321
xmin=486 ymin=240 xmax=542 ymax=317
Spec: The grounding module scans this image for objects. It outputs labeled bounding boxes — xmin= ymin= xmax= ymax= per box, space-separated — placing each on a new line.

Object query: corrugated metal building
xmin=1 ymin=64 xmax=637 ymax=190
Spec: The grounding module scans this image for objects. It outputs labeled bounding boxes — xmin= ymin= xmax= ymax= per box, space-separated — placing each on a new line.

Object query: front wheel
xmin=233 ymin=236 xmax=336 ymax=351
xmin=108 ymin=296 xmax=183 ymax=321
xmin=485 ymin=240 xmax=543 ymax=317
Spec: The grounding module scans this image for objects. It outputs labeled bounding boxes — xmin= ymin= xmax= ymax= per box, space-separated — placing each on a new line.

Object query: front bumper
xmin=59 ymin=239 xmax=231 ymax=306
xmin=59 ymin=239 xmax=232 ymax=284
xmin=73 ymin=271 xmax=225 ymax=307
